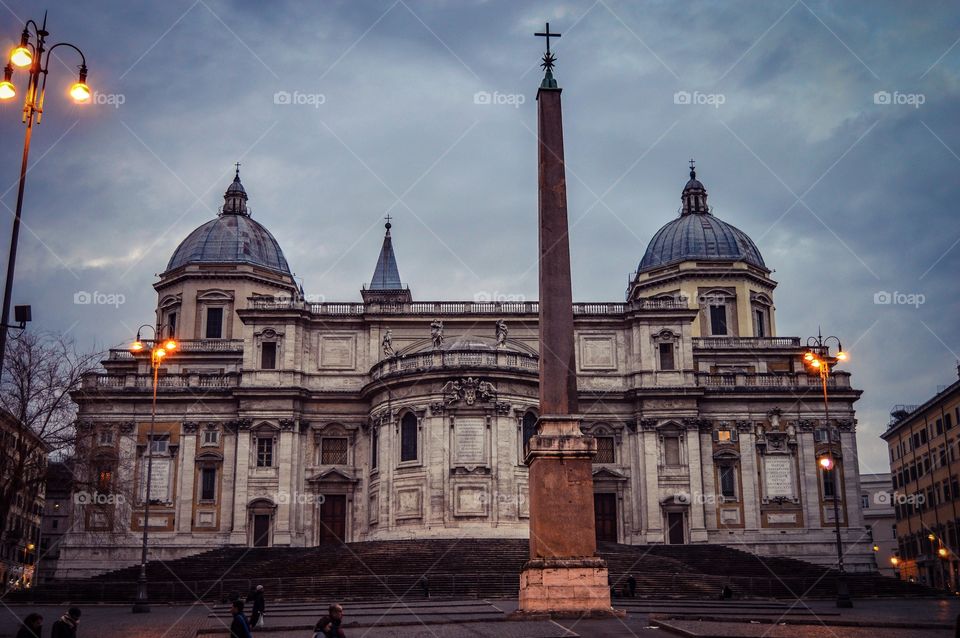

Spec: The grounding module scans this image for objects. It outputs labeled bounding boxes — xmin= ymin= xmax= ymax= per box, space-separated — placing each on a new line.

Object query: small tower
xmin=361 ymin=217 xmax=412 ymax=304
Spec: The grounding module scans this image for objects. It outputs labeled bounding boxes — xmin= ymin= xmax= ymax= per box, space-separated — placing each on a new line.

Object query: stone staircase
xmin=4 ymin=539 xmax=942 ymax=603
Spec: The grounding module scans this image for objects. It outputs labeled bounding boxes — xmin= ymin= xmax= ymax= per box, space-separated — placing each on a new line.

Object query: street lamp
xmin=804 ymin=330 xmax=852 ymax=608
xmin=129 ymin=324 xmax=176 ymax=613
xmin=0 ymin=13 xmax=90 ymax=381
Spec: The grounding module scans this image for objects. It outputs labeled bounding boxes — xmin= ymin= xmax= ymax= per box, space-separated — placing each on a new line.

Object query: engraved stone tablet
xmin=455 ymin=417 xmax=486 ymax=465
xmin=763 ymin=456 xmax=794 ymax=498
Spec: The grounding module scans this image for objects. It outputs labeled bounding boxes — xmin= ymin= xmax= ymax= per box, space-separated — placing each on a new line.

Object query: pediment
xmin=307 ymin=467 xmax=358 ymax=484
xmin=592 ymin=467 xmax=627 ymax=481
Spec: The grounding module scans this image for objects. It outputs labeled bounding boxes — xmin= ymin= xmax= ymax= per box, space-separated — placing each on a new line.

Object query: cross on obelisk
xmin=535 ymin=22 xmax=561 ymax=55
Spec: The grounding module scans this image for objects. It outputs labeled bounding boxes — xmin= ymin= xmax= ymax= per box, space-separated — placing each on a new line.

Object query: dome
xmin=638 ymin=164 xmax=766 ymax=272
xmin=165 ymin=170 xmax=291 ymax=275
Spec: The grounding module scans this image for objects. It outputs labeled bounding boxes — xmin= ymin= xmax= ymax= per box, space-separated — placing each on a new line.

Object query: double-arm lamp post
xmin=0 ymin=13 xmax=90 ymax=380
xmin=803 ymin=332 xmax=852 ymax=608
xmin=129 ymin=325 xmax=177 ymax=613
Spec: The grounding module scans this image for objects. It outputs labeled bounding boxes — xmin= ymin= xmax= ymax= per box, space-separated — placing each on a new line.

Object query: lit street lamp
xmin=804 ymin=331 xmax=852 ymax=608
xmin=129 ymin=324 xmax=176 ymax=613
xmin=0 ymin=13 xmax=89 ymax=380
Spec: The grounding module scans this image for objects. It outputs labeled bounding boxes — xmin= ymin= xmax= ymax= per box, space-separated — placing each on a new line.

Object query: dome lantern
xmin=222 ymin=162 xmax=249 ymax=216
xmin=681 ymin=159 xmax=708 ymax=215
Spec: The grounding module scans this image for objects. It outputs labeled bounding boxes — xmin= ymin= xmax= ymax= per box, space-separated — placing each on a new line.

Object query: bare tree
xmin=0 ymin=331 xmax=102 ymax=544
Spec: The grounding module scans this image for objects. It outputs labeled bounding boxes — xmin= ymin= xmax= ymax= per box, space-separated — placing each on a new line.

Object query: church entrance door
xmin=667 ymin=512 xmax=685 ymax=544
xmin=594 ymin=493 xmax=617 ymax=542
xmin=252 ymin=514 xmax=271 ymax=547
xmin=319 ymin=494 xmax=346 ymax=544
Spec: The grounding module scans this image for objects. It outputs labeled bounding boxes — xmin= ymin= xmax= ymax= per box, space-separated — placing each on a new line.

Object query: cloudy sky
xmin=0 ymin=0 xmax=958 ymax=473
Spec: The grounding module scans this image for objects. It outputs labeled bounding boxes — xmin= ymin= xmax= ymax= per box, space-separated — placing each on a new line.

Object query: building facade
xmin=882 ymin=372 xmax=960 ymax=589
xmin=57 ymin=166 xmax=873 ymax=578
xmin=859 ymin=472 xmax=897 ymax=577
xmin=0 ymin=411 xmax=46 ymax=591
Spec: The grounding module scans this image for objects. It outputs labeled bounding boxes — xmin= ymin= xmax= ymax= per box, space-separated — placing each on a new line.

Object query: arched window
xmin=522 ymin=412 xmax=538 ymax=453
xmin=400 ymin=413 xmax=418 ymax=462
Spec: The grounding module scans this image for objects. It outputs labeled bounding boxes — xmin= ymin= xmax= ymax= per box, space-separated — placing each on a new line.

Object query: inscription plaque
xmin=763 ymin=456 xmax=794 ymax=498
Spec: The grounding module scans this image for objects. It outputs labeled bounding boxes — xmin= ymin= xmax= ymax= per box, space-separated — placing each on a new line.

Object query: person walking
xmin=627 ymin=574 xmax=637 ymax=598
xmin=16 ymin=613 xmax=43 ymax=638
xmin=50 ymin=608 xmax=81 ymax=638
xmin=314 ymin=603 xmax=345 ymax=638
xmin=230 ymin=600 xmax=253 ymax=638
xmin=249 ymin=584 xmax=266 ymax=629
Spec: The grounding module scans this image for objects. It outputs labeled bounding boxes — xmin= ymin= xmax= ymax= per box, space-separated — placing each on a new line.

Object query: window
xmin=822 ymin=468 xmax=836 ymax=498
xmin=814 ymin=429 xmax=830 ymax=443
xmin=98 ymin=430 xmax=114 ymax=446
xmin=663 ymin=435 xmax=681 ymax=466
xmin=709 ymin=304 xmax=728 ymax=336
xmin=715 ymin=429 xmax=736 ymax=443
xmin=167 ymin=311 xmax=177 ymax=337
xmin=96 ymin=467 xmax=113 ymax=493
xmin=659 ymin=342 xmax=675 ymax=370
xmin=719 ymin=465 xmax=736 ymax=498
xmin=947 ymin=412 xmax=954 ymax=429
xmin=892 ymin=524 xmax=897 ymax=539
xmin=52 ymin=519 xmax=58 ymax=530
xmin=149 ymin=435 xmax=169 ymax=454
xmin=256 ymin=437 xmax=274 ymax=467
xmin=202 ymin=430 xmax=219 ymax=446
xmin=937 ymin=419 xmax=944 ymax=436
xmin=522 ymin=412 xmax=538 ymax=454
xmin=261 ymin=342 xmax=277 ymax=370
xmin=371 ymin=426 xmax=379 ymax=470
xmin=400 ymin=413 xmax=418 ymax=462
xmin=200 ymin=467 xmax=217 ymax=501
xmin=205 ymin=307 xmax=224 ymax=339
xmin=595 ymin=436 xmax=615 ymax=464
xmin=754 ymin=309 xmax=766 ymax=337
xmin=862 ymin=493 xmax=870 ymax=509
xmin=321 ymin=437 xmax=348 ymax=465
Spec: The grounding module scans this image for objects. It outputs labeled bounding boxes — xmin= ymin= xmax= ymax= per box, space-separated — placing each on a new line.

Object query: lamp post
xmin=129 ymin=325 xmax=176 ymax=613
xmin=0 ymin=13 xmax=90 ymax=381
xmin=803 ymin=331 xmax=852 ymax=608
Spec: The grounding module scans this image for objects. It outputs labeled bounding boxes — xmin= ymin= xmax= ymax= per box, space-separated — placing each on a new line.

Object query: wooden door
xmin=594 ymin=493 xmax=617 ymax=543
xmin=252 ymin=514 xmax=271 ymax=547
xmin=319 ymin=495 xmax=347 ymax=545
xmin=667 ymin=512 xmax=685 ymax=545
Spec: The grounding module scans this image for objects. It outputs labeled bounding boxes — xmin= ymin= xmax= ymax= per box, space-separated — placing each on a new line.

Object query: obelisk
xmin=516 ymin=23 xmax=614 ymax=616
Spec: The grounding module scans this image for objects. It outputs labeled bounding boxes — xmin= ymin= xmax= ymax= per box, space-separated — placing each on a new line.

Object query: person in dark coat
xmin=230 ymin=600 xmax=253 ymax=638
xmin=16 ymin=613 xmax=43 ymax=638
xmin=249 ymin=584 xmax=265 ymax=629
xmin=50 ymin=607 xmax=80 ymax=638
xmin=314 ymin=603 xmax=345 ymax=638
xmin=627 ymin=574 xmax=637 ymax=598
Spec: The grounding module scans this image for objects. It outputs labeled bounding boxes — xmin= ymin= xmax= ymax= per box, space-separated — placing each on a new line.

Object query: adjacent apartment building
xmin=860 ymin=472 xmax=896 ymax=577
xmin=882 ymin=368 xmax=960 ymax=589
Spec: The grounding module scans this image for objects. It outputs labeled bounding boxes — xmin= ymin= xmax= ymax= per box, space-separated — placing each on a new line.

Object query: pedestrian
xmin=419 ymin=575 xmax=429 ymax=599
xmin=313 ymin=603 xmax=345 ymax=638
xmin=249 ymin=584 xmax=265 ymax=629
xmin=229 ymin=599 xmax=253 ymax=638
xmin=16 ymin=613 xmax=43 ymax=638
xmin=50 ymin=607 xmax=81 ymax=638
xmin=627 ymin=574 xmax=637 ymax=598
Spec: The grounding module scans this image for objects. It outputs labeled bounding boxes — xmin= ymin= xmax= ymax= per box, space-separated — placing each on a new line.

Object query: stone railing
xmin=108 ymin=339 xmax=244 ymax=360
xmin=81 ymin=372 xmax=240 ymax=391
xmin=693 ymin=337 xmax=801 ymax=349
xmin=249 ymin=299 xmax=687 ymax=316
xmin=371 ymin=348 xmax=539 ymax=380
xmin=695 ymin=372 xmax=852 ymax=390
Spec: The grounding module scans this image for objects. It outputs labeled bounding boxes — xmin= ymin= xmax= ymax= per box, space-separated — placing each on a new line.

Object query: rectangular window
xmin=256 ymin=437 xmax=274 ymax=467
xmin=594 ymin=436 xmax=615 ymax=464
xmin=719 ymin=466 xmax=736 ymax=498
xmin=96 ymin=467 xmax=112 ymax=493
xmin=709 ymin=305 xmax=728 ymax=336
xmin=168 ymin=311 xmax=177 ymax=337
xmin=200 ymin=467 xmax=216 ymax=501
xmin=371 ymin=426 xmax=379 ymax=470
xmin=659 ymin=342 xmax=675 ymax=370
xmin=400 ymin=414 xmax=418 ymax=462
xmin=947 ymin=412 xmax=954 ymax=429
xmin=202 ymin=430 xmax=219 ymax=446
xmin=52 ymin=519 xmax=58 ymax=530
xmin=861 ymin=493 xmax=870 ymax=509
xmin=822 ymin=468 xmax=836 ymax=498
xmin=98 ymin=430 xmax=114 ymax=446
xmin=261 ymin=342 xmax=277 ymax=370
xmin=321 ymin=437 xmax=348 ymax=465
xmin=755 ymin=309 xmax=766 ymax=337
xmin=663 ymin=436 xmax=681 ymax=466
xmin=937 ymin=419 xmax=944 ymax=435
xmin=716 ymin=429 xmax=735 ymax=442
xmin=149 ymin=435 xmax=169 ymax=454
xmin=205 ymin=307 xmax=224 ymax=339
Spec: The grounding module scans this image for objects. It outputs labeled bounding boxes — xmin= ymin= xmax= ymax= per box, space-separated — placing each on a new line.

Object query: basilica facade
xmin=57 ymin=165 xmax=873 ymax=577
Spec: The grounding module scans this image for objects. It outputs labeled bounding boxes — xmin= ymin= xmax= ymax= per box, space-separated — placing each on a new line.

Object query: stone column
xmin=739 ymin=430 xmax=761 ymax=530
xmin=274 ymin=425 xmax=294 ymax=545
xmin=687 ymin=429 xmax=708 ymax=542
xmin=643 ymin=428 xmax=662 ymax=542
xmin=177 ymin=429 xmax=197 ymax=533
xmin=230 ymin=427 xmax=251 ymax=544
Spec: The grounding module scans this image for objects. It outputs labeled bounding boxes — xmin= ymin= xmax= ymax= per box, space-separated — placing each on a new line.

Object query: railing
xmin=695 ymin=372 xmax=852 ymax=390
xmin=108 ymin=339 xmax=244 ymax=360
xmin=693 ymin=337 xmax=801 ymax=349
xmin=372 ymin=348 xmax=539 ymax=380
xmin=249 ymin=299 xmax=688 ymax=315
xmin=81 ymin=373 xmax=240 ymax=390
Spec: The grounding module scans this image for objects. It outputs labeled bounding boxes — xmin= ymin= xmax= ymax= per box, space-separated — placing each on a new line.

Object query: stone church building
xmin=58 ymin=164 xmax=872 ymax=577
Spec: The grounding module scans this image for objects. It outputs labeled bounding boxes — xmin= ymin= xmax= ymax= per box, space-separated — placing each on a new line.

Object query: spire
xmin=535 ymin=22 xmax=561 ymax=89
xmin=369 ymin=217 xmax=403 ymax=290
xmin=222 ymin=163 xmax=249 ymax=216
xmin=681 ymin=158 xmax=709 ymax=215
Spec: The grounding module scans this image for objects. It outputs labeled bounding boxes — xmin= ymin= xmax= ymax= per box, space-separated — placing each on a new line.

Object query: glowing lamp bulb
xmin=836 ymin=351 xmax=848 ymax=361
xmin=872 ymin=545 xmax=880 ymax=552
xmin=70 ymin=82 xmax=91 ymax=103
xmin=929 ymin=533 xmax=937 ymax=541
xmin=155 ymin=348 xmax=166 ymax=358
xmin=810 ymin=359 xmax=821 ymax=368
xmin=163 ymin=339 xmax=177 ymax=351
xmin=803 ymin=352 xmax=814 ymax=362
xmin=0 ymin=80 xmax=14 ymax=100
xmin=10 ymin=46 xmax=32 ymax=68
xmin=890 ymin=557 xmax=899 ymax=566
xmin=130 ymin=341 xmax=144 ymax=352
xmin=939 ymin=547 xmax=949 ymax=558
xmin=819 ymin=456 xmax=834 ymax=470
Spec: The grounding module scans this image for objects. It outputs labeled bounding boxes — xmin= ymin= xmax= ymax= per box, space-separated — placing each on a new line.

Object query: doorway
xmin=667 ymin=512 xmax=685 ymax=544
xmin=319 ymin=494 xmax=347 ymax=544
xmin=252 ymin=514 xmax=271 ymax=547
xmin=594 ymin=493 xmax=617 ymax=543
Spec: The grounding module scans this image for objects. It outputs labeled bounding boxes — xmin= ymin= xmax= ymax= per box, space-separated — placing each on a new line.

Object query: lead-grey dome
xmin=639 ymin=165 xmax=766 ymax=272
xmin=165 ymin=170 xmax=291 ymax=275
